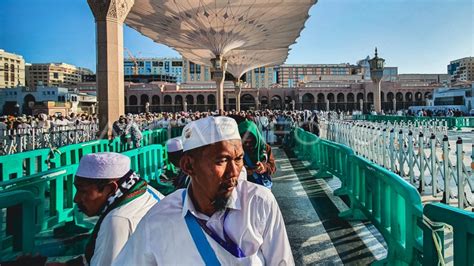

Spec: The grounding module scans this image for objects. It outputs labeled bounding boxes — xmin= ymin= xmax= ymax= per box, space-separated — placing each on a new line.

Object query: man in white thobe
xmin=113 ymin=116 xmax=293 ymax=265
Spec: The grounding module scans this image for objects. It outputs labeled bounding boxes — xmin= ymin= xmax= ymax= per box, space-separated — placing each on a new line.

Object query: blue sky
xmin=1 ymin=0 xmax=472 ymax=74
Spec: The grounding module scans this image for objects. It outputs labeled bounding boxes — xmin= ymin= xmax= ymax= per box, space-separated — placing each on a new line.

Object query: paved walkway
xmin=272 ymin=146 xmax=388 ymax=265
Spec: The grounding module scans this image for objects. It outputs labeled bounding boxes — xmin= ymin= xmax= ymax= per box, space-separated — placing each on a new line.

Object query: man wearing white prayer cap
xmin=57 ymin=152 xmax=163 ymax=266
xmin=114 ymin=116 xmax=293 ymax=265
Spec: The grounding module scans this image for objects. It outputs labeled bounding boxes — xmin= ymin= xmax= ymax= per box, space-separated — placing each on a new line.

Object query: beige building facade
xmin=275 ymin=64 xmax=364 ymax=87
xmin=124 ymin=80 xmax=439 ymax=113
xmin=244 ymin=66 xmax=276 ymax=89
xmin=0 ymin=49 xmax=26 ymax=89
xmin=26 ymin=62 xmax=93 ymax=89
xmin=448 ymin=57 xmax=474 ymax=83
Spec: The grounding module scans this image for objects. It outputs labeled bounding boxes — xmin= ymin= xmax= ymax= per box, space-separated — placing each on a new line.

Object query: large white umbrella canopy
xmin=125 ymin=0 xmax=317 ymax=69
xmin=179 ymin=48 xmax=289 ymax=79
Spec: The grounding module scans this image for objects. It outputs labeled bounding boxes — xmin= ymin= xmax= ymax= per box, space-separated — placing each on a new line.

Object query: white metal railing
xmin=0 ymin=124 xmax=99 ymax=155
xmin=327 ymin=119 xmax=474 ymax=209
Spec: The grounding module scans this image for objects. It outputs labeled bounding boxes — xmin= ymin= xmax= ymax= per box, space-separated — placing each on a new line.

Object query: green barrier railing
xmin=0 ymin=190 xmax=35 ymax=254
xmin=292 ymin=128 xmax=354 ymax=194
xmin=121 ymin=144 xmax=175 ymax=195
xmin=0 ymin=143 xmax=172 ymax=257
xmin=290 ymin=128 xmax=424 ymax=265
xmin=0 ymin=164 xmax=79 ymax=233
xmin=0 ymin=128 xmax=176 ymax=182
xmin=345 ymin=155 xmax=423 ymax=265
xmin=0 ymin=148 xmax=51 ymax=182
xmin=49 ymin=140 xmax=111 ymax=168
xmin=422 ymin=203 xmax=474 ymax=266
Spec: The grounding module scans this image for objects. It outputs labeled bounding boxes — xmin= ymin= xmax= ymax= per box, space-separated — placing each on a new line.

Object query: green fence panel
xmin=170 ymin=127 xmax=184 ymax=138
xmin=343 ymin=155 xmax=423 ymax=265
xmin=289 ymin=127 xmax=424 ymax=265
xmin=0 ymin=148 xmax=51 ymax=182
xmin=49 ymin=140 xmax=110 ymax=168
xmin=0 ymin=190 xmax=35 ymax=254
xmin=422 ymin=203 xmax=474 ymax=266
xmin=122 ymin=144 xmax=164 ymax=181
xmin=0 ymin=164 xmax=79 ymax=233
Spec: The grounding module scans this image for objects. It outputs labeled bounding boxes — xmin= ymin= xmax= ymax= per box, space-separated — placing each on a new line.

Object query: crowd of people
xmin=0 ymin=113 xmax=98 ymax=131
xmin=5 ymin=108 xmax=341 ymax=266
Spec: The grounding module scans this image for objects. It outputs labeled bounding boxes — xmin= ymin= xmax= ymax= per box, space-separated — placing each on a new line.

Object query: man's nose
xmin=225 ymin=160 xmax=240 ymax=179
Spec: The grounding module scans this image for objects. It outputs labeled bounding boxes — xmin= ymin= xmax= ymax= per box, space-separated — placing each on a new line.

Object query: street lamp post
xmin=368 ymin=48 xmax=385 ymax=114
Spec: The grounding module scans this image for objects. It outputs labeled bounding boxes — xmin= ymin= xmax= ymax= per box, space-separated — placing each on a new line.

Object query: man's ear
xmin=180 ymin=154 xmax=194 ymax=176
xmin=103 ymin=181 xmax=119 ymax=196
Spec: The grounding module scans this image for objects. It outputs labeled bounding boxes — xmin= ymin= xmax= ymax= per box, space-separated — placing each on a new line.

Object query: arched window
xmin=129 ymin=95 xmax=138 ymax=105
xmin=152 ymin=95 xmax=160 ymax=105
xmin=302 ymin=93 xmax=315 ymax=103
xmin=164 ymin=95 xmax=172 ymax=105
xmin=197 ymin=95 xmax=205 ymax=104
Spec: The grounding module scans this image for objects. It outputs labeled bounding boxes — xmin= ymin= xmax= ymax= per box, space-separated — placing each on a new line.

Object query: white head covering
xmin=182 ymin=116 xmax=241 ymax=152
xmin=166 ymin=137 xmax=183 ymax=153
xmin=76 ymin=152 xmax=131 ymax=179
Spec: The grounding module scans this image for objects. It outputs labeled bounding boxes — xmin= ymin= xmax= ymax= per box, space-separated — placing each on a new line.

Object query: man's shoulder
xmin=142 ymin=189 xmax=184 ymax=221
xmin=239 ymin=180 xmax=276 ymax=205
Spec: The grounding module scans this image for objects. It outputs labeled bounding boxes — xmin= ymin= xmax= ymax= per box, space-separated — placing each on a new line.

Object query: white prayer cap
xmin=182 ymin=116 xmax=241 ymax=152
xmin=76 ymin=152 xmax=130 ymax=179
xmin=166 ymin=137 xmax=183 ymax=153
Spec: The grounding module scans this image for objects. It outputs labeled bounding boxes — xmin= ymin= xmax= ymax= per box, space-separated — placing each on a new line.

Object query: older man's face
xmin=186 ymin=139 xmax=244 ymax=209
xmin=73 ymin=177 xmax=114 ymax=217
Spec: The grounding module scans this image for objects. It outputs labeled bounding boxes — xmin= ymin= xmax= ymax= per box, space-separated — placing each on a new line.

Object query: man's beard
xmin=212 ymin=196 xmax=228 ymax=212
xmin=212 ymin=179 xmax=238 ymax=211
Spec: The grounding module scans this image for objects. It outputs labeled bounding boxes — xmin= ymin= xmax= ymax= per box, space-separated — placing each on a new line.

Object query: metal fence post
xmin=430 ymin=133 xmax=438 ymax=197
xmin=441 ymin=135 xmax=450 ymax=204
xmin=456 ymin=137 xmax=465 ymax=209
xmin=418 ymin=132 xmax=425 ymax=193
xmin=408 ymin=131 xmax=415 ymax=184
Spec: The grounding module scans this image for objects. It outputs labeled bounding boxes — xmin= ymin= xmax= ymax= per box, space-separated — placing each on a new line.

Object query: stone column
xmin=234 ymin=80 xmax=242 ymax=113
xmin=373 ymin=80 xmax=382 ymax=113
xmin=87 ymin=0 xmax=133 ymax=138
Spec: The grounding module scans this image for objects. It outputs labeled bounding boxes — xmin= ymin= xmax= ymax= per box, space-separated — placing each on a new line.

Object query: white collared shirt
xmin=113 ymin=180 xmax=294 ymax=265
xmin=91 ymin=186 xmax=163 ymax=266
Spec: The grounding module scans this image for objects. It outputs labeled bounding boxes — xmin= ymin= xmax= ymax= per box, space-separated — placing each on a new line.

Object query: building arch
xmin=316 ymin=93 xmax=325 ymax=103
xmin=327 ymin=93 xmax=335 ymax=103
xmin=140 ymin=94 xmax=149 ymax=105
xmin=271 ymin=95 xmax=282 ymax=109
xmin=196 ymin=94 xmax=205 ymax=105
xmin=261 ymin=96 xmax=268 ymax=106
xmin=405 ymin=92 xmax=413 ymax=102
xmin=175 ymin=95 xmax=183 ymax=105
xmin=129 ymin=95 xmax=138 ymax=105
xmin=367 ymin=92 xmax=374 ymax=102
xmin=415 ymin=91 xmax=423 ymax=101
xmin=302 ymin=93 xmax=315 ymax=103
xmin=336 ymin=93 xmax=344 ymax=103
xmin=396 ymin=92 xmax=404 ymax=102
xmin=164 ymin=95 xmax=172 ymax=105
xmin=207 ymin=94 xmax=216 ymax=105
xmin=387 ymin=92 xmax=394 ymax=102
xmin=347 ymin=93 xmax=355 ymax=102
xmin=185 ymin=95 xmax=194 ymax=105
xmin=152 ymin=95 xmax=160 ymax=105
xmin=241 ymin=94 xmax=255 ymax=110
